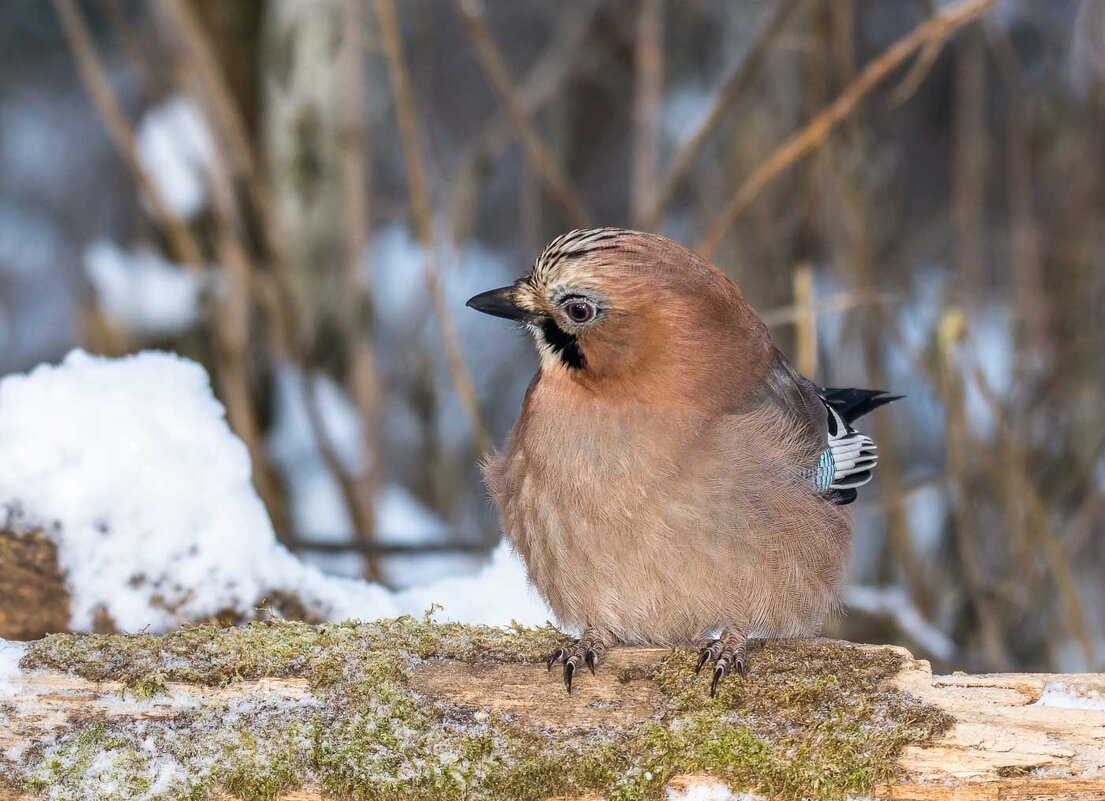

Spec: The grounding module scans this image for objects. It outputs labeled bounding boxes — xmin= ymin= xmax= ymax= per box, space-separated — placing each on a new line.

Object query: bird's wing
xmin=748 ymin=349 xmax=886 ymax=506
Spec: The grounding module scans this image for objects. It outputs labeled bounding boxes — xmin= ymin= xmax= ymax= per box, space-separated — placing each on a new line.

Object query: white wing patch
xmin=823 ymin=403 xmax=878 ymax=490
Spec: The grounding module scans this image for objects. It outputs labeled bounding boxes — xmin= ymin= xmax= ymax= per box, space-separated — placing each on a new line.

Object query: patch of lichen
xmin=15 ymin=621 xmax=952 ymax=801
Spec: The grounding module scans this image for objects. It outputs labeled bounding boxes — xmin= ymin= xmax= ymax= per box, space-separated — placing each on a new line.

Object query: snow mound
xmin=0 ymin=350 xmax=549 ymax=633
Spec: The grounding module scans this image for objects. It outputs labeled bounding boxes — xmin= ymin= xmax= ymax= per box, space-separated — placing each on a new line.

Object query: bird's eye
xmin=564 ymin=300 xmax=596 ymax=324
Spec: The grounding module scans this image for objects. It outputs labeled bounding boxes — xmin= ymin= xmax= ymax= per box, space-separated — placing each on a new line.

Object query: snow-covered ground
xmin=0 ymin=350 xmax=550 ymax=634
xmin=1034 ymin=681 xmax=1105 ymax=711
xmin=0 ymin=639 xmax=26 ymax=698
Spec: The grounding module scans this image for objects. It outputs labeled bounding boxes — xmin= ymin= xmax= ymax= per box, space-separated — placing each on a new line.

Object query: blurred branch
xmin=888 ymin=4 xmax=947 ymax=106
xmin=465 ymin=0 xmax=601 ymax=162
xmin=969 ymin=361 xmax=1097 ymax=670
xmin=453 ymin=0 xmax=589 ymax=228
xmin=52 ymin=0 xmax=204 ymax=271
xmin=55 ymin=0 xmax=295 ymax=530
xmin=791 ymin=265 xmax=818 ymax=377
xmin=631 ymin=0 xmax=664 ymax=227
xmin=153 ymin=0 xmax=392 ymax=558
xmin=645 ymin=0 xmax=804 ymax=229
xmin=286 ymin=538 xmax=496 ymax=556
xmin=697 ymin=0 xmax=998 ymax=260
xmin=341 ymin=0 xmax=385 ymax=572
xmin=94 ymin=0 xmax=163 ymax=102
xmin=952 ymin=28 xmax=987 ymax=296
xmin=759 ymin=289 xmax=896 ymax=326
xmin=937 ymin=312 xmax=1013 ymax=671
xmin=203 ymin=133 xmax=288 ymax=539
xmin=986 ymin=23 xmax=1049 ymax=362
xmin=153 ymin=0 xmax=305 ymax=356
xmin=449 ymin=0 xmax=600 ymax=242
xmin=375 ymin=0 xmax=491 ymax=456
xmin=818 ymin=129 xmax=930 ymax=618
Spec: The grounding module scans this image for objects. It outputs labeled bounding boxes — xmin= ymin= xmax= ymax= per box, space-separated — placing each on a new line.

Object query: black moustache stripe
xmin=540 ymin=318 xmax=586 ymax=369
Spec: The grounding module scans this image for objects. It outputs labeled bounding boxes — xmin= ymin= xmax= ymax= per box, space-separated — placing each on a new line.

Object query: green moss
xmin=13 ymin=618 xmax=952 ymax=801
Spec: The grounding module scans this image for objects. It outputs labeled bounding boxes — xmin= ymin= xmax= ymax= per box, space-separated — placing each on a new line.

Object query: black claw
xmin=546 ymin=648 xmax=564 ymax=671
xmin=585 ymin=649 xmax=596 ymax=675
xmin=710 ymin=665 xmax=725 ymax=697
xmin=695 ymin=648 xmax=711 ymax=675
xmin=564 ymin=661 xmax=575 ymax=692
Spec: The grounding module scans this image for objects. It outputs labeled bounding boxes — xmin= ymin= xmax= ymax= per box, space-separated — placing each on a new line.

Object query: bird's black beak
xmin=465 ymin=285 xmax=531 ymax=321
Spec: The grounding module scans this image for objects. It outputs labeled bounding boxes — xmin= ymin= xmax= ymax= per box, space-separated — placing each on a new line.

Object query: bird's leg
xmin=545 ymin=629 xmax=606 ymax=692
xmin=695 ymin=628 xmax=749 ymax=697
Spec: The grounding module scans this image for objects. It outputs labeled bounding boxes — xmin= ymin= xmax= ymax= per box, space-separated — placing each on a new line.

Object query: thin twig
xmin=94 ymin=0 xmax=164 ymax=102
xmin=986 ymin=23 xmax=1049 ymax=362
xmin=453 ymin=0 xmax=589 ymax=227
xmin=449 ymin=0 xmax=600 ymax=242
xmin=819 ymin=132 xmax=931 ymax=617
xmin=375 ymin=0 xmax=491 ymax=456
xmin=791 ymin=265 xmax=818 ymax=377
xmin=759 ymin=289 xmax=896 ymax=326
xmin=697 ymin=0 xmax=997 ymax=259
xmin=153 ymin=0 xmax=306 ymax=357
xmin=937 ymin=312 xmax=1014 ymax=671
xmin=953 ymin=27 xmax=987 ymax=296
xmin=53 ymin=0 xmax=204 ymax=271
xmin=631 ymin=0 xmax=664 ymax=227
xmin=468 ymin=0 xmax=601 ymax=161
xmin=645 ymin=0 xmax=804 ymax=229
xmin=969 ymin=362 xmax=1098 ymax=669
xmin=340 ymin=0 xmax=386 ymax=579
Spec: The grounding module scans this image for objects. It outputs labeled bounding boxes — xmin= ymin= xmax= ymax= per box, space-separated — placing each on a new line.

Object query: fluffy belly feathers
xmin=485 ymin=411 xmax=852 ymax=646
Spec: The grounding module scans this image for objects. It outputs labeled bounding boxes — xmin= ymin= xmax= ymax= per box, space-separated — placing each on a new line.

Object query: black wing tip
xmin=821 ymin=387 xmax=904 ymax=423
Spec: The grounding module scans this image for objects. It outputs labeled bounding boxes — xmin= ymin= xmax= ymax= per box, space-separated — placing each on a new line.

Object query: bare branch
xmin=453 ymin=0 xmax=589 ymax=228
xmin=696 ymin=0 xmax=998 ymax=260
xmin=375 ymin=0 xmax=491 ymax=455
xmin=645 ymin=0 xmax=804 ymax=229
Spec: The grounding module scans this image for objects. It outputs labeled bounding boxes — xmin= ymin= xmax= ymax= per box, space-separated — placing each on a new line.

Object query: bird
xmin=466 ymin=228 xmax=900 ymax=696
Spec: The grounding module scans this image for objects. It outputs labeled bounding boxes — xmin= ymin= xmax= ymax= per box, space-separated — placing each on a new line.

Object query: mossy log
xmin=1 ymin=620 xmax=1103 ymax=801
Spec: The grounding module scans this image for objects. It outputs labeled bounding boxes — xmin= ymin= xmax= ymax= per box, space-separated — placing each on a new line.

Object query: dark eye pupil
xmin=567 ymin=302 xmax=592 ymax=323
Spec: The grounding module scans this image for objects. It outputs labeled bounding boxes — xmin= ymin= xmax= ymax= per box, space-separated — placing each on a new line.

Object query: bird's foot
xmin=545 ymin=632 xmax=605 ymax=693
xmin=695 ymin=629 xmax=749 ymax=697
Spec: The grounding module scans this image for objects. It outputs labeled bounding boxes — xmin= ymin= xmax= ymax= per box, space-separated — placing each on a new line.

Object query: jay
xmin=467 ymin=228 xmax=899 ymax=695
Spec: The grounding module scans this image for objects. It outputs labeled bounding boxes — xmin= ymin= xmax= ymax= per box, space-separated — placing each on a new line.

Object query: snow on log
xmin=0 ymin=351 xmax=551 ymax=640
xmin=1 ymin=621 xmax=1103 ymax=801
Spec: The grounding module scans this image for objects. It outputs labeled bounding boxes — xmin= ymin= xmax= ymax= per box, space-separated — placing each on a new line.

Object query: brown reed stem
xmin=645 ymin=0 xmax=804 ymax=229
xmin=340 ymin=0 xmax=385 ymax=578
xmin=631 ymin=0 xmax=663 ymax=228
xmin=970 ymin=363 xmax=1097 ymax=670
xmin=375 ymin=0 xmax=491 ymax=456
xmin=697 ymin=0 xmax=997 ymax=260
xmin=453 ymin=0 xmax=589 ymax=228
xmin=53 ymin=0 xmax=204 ymax=271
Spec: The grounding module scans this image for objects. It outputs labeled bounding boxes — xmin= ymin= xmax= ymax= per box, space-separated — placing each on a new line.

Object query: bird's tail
xmin=819 ymin=388 xmax=903 ymax=425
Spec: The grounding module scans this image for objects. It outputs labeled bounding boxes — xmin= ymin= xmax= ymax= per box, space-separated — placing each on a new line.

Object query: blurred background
xmin=1 ymin=0 xmax=1103 ymax=673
